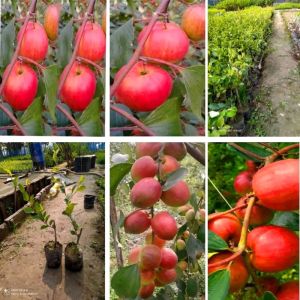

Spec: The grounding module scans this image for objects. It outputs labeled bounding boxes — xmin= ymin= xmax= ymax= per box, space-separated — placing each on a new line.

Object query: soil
xmin=252 ymin=9 xmax=300 ymax=136
xmin=0 ymin=173 xmax=105 ymax=300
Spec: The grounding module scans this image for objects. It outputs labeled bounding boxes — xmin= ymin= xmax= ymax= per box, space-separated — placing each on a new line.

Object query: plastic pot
xmin=84 ymin=194 xmax=95 ymax=209
xmin=44 ymin=241 xmax=62 ymax=268
xmin=65 ymin=242 xmax=83 ymax=272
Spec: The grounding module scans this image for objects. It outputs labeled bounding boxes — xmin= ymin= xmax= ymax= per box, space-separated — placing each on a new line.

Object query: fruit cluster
xmin=114 ymin=3 xmax=205 ymax=112
xmin=123 ymin=142 xmax=193 ymax=298
xmin=208 ymin=158 xmax=299 ymax=298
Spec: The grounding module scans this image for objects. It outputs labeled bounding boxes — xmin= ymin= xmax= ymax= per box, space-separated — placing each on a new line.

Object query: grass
xmin=274 ymin=2 xmax=300 ymax=10
xmin=0 ymin=155 xmax=33 ymax=173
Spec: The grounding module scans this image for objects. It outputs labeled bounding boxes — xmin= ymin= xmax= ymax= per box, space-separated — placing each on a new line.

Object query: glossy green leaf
xmin=110 ymin=163 xmax=132 ymax=195
xmin=187 ymin=278 xmax=198 ymax=297
xmin=0 ymin=103 xmax=13 ymax=126
xmin=271 ymin=211 xmax=299 ymax=231
xmin=0 ymin=19 xmax=15 ymax=68
xmin=262 ymin=291 xmax=277 ymax=300
xmin=57 ymin=20 xmax=73 ymax=68
xmin=208 ymin=269 xmax=230 ymax=300
xmin=208 ymin=230 xmax=228 ymax=251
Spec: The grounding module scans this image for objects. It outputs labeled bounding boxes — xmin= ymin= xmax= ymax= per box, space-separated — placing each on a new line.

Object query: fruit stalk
xmin=139 ymin=56 xmax=183 ymax=73
xmin=208 ymin=202 xmax=248 ymax=221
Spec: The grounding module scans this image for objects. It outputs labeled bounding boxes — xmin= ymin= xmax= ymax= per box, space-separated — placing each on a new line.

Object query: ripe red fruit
xmin=136 ymin=143 xmax=162 ymax=158
xmin=145 ymin=231 xmax=166 ymax=248
xmin=246 ymin=160 xmax=257 ymax=173
xmin=208 ymin=251 xmax=249 ymax=292
xmin=140 ymin=269 xmax=155 ymax=285
xmin=124 ymin=210 xmax=150 ymax=234
xmin=235 ymin=195 xmax=273 ymax=226
xmin=138 ymin=21 xmax=189 ymax=62
xmin=233 ymin=170 xmax=253 ymax=194
xmin=160 ymin=155 xmax=180 ymax=177
xmin=140 ymin=244 xmax=162 ymax=270
xmin=18 ymin=21 xmax=48 ymax=62
xmin=247 ymin=225 xmax=299 ymax=272
xmin=276 ymin=281 xmax=299 ymax=300
xmin=128 ymin=246 xmax=142 ymax=264
xmin=160 ymin=248 xmax=178 ymax=269
xmin=115 ymin=62 xmax=173 ymax=112
xmin=208 ymin=214 xmax=242 ymax=245
xmin=252 ymin=159 xmax=299 ymax=211
xmin=60 ymin=62 xmax=96 ymax=111
xmin=151 ymin=211 xmax=177 ymax=240
xmin=161 ymin=181 xmax=190 ymax=207
xmin=76 ymin=22 xmax=106 ymax=62
xmin=155 ymin=268 xmax=177 ymax=284
xmin=257 ymin=276 xmax=279 ymax=296
xmin=44 ymin=4 xmax=61 ymax=40
xmin=130 ymin=178 xmax=162 ymax=208
xmin=163 ymin=143 xmax=187 ymax=161
xmin=131 ymin=156 xmax=158 ymax=182
xmin=3 ymin=62 xmax=38 ymax=111
xmin=181 ymin=4 xmax=205 ymax=41
xmin=139 ymin=282 xmax=155 ymax=298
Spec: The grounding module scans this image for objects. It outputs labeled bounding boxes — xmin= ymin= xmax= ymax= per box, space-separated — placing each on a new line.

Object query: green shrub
xmin=274 ymin=2 xmax=300 ymax=9
xmin=96 ymin=150 xmax=105 ymax=165
xmin=216 ymin=0 xmax=274 ymax=11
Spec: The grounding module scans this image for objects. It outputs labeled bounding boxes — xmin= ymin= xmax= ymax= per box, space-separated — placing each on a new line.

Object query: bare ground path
xmin=0 ymin=172 xmax=104 ymax=300
xmin=252 ymin=9 xmax=300 ymax=136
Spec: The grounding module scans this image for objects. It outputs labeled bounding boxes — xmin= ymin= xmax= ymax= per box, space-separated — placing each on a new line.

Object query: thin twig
xmin=228 ymin=143 xmax=266 ymax=161
xmin=208 ymin=203 xmax=248 ymax=221
xmin=76 ymin=56 xmax=103 ymax=73
xmin=266 ymin=144 xmax=299 ymax=164
xmin=139 ymin=56 xmax=184 ymax=72
xmin=18 ymin=56 xmax=46 ymax=71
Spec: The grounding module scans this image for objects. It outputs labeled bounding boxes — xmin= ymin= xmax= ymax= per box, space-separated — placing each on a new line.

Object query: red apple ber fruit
xmin=145 ymin=231 xmax=166 ymax=248
xmin=151 ymin=211 xmax=178 ymax=240
xmin=3 ymin=61 xmax=38 ymax=111
xmin=208 ymin=213 xmax=242 ymax=245
xmin=138 ymin=21 xmax=189 ymax=62
xmin=18 ymin=21 xmax=48 ymax=62
xmin=139 ymin=244 xmax=162 ymax=270
xmin=139 ymin=282 xmax=155 ymax=298
xmin=136 ymin=143 xmax=162 ymax=158
xmin=60 ymin=62 xmax=96 ymax=111
xmin=44 ymin=4 xmax=61 ymax=41
xmin=163 ymin=143 xmax=187 ymax=161
xmin=155 ymin=268 xmax=177 ymax=285
xmin=160 ymin=248 xmax=178 ymax=269
xmin=181 ymin=3 xmax=205 ymax=41
xmin=115 ymin=62 xmax=173 ymax=112
xmin=161 ymin=180 xmax=190 ymax=207
xmin=234 ymin=170 xmax=253 ymax=194
xmin=76 ymin=21 xmax=106 ymax=62
xmin=128 ymin=246 xmax=142 ymax=264
xmin=124 ymin=210 xmax=150 ymax=234
xmin=160 ymin=155 xmax=180 ymax=177
xmin=131 ymin=156 xmax=158 ymax=182
xmin=252 ymin=159 xmax=299 ymax=211
xmin=276 ymin=281 xmax=299 ymax=300
xmin=247 ymin=225 xmax=299 ymax=272
xmin=208 ymin=251 xmax=249 ymax=292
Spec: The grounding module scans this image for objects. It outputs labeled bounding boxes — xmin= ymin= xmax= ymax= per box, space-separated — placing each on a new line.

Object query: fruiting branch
xmin=208 ymin=202 xmax=248 ymax=221
xmin=228 ymin=143 xmax=266 ymax=161
xmin=110 ymin=0 xmax=172 ymax=97
xmin=265 ymin=144 xmax=299 ymax=165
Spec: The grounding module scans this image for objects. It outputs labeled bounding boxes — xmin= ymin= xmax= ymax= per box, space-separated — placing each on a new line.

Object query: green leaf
xmin=111 ymin=264 xmax=140 ymax=298
xmin=271 ymin=211 xmax=299 ymax=231
xmin=208 ymin=230 xmax=228 ymax=251
xmin=180 ymin=65 xmax=205 ymax=120
xmin=23 ymin=207 xmax=34 ymax=214
xmin=0 ymin=19 xmax=15 ymax=68
xmin=57 ymin=21 xmax=73 ymax=68
xmin=18 ymin=184 xmax=29 ymax=201
xmin=20 ymin=97 xmax=44 ymax=135
xmin=43 ymin=65 xmax=59 ymax=123
xmin=63 ymin=203 xmax=76 ymax=216
xmin=40 ymin=224 xmax=49 ymax=230
xmin=110 ymin=19 xmax=134 ymax=70
xmin=143 ymin=97 xmax=183 ymax=136
xmin=110 ymin=104 xmax=133 ymax=127
xmin=0 ymin=103 xmax=13 ymax=126
xmin=186 ymin=278 xmax=198 ymax=297
xmin=197 ymin=223 xmax=205 ymax=243
xmin=110 ymin=163 xmax=132 ymax=196
xmin=262 ymin=291 xmax=277 ymax=300
xmin=208 ymin=269 xmax=230 ymax=300
xmin=186 ymin=234 xmax=204 ymax=262
xmin=163 ymin=168 xmax=188 ymax=191
xmin=77 ymin=97 xmax=103 ymax=136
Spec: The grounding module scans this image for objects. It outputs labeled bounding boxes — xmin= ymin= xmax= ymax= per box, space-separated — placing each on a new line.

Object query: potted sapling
xmin=20 ymin=183 xmax=62 ymax=268
xmin=61 ymin=176 xmax=86 ymax=272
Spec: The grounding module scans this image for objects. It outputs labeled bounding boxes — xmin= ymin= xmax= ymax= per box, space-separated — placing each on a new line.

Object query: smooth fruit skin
xmin=160 ymin=248 xmax=178 ymax=269
xmin=115 ymin=62 xmax=173 ymax=112
xmin=145 ymin=231 xmax=166 ymax=248
xmin=140 ymin=244 xmax=162 ymax=270
xmin=252 ymin=159 xmax=299 ymax=211
xmin=163 ymin=143 xmax=187 ymax=161
xmin=128 ymin=246 xmax=142 ymax=264
xmin=44 ymin=4 xmax=61 ymax=40
xmin=160 ymin=155 xmax=180 ymax=177
xmin=18 ymin=21 xmax=48 ymax=62
xmin=247 ymin=225 xmax=299 ymax=272
xmin=60 ymin=62 xmax=96 ymax=111
xmin=235 ymin=195 xmax=273 ymax=226
xmin=257 ymin=276 xmax=279 ymax=296
xmin=131 ymin=156 xmax=158 ymax=182
xmin=151 ymin=211 xmax=177 ymax=240
xmin=208 ymin=251 xmax=249 ymax=293
xmin=76 ymin=22 xmax=106 ymax=62
xmin=155 ymin=268 xmax=177 ymax=284
xmin=3 ymin=62 xmax=38 ymax=111
xmin=233 ymin=170 xmax=253 ymax=194
xmin=130 ymin=178 xmax=162 ymax=208
xmin=246 ymin=160 xmax=257 ymax=173
xmin=139 ymin=282 xmax=155 ymax=298
xmin=136 ymin=143 xmax=162 ymax=158
xmin=161 ymin=180 xmax=190 ymax=207
xmin=208 ymin=214 xmax=242 ymax=245
xmin=181 ymin=4 xmax=205 ymax=41
xmin=138 ymin=21 xmax=189 ymax=62
xmin=276 ymin=281 xmax=299 ymax=300
xmin=124 ymin=210 xmax=150 ymax=234
xmin=140 ymin=270 xmax=155 ymax=285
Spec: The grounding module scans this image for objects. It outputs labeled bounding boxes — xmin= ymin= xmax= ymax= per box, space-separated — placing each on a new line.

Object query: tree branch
xmin=228 ymin=143 xmax=266 ymax=161
xmin=185 ymin=143 xmax=205 ymax=165
xmin=265 ymin=144 xmax=299 ymax=164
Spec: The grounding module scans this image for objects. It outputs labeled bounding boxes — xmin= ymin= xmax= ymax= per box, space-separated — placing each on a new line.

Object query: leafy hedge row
xmin=274 ymin=2 xmax=300 ymax=10
xmin=208 ymin=7 xmax=273 ymax=136
xmin=216 ymin=0 xmax=274 ymax=11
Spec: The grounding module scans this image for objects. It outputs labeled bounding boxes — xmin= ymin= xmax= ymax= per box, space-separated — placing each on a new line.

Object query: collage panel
xmin=110 ymin=1 xmax=206 ymax=137
xmin=110 ymin=142 xmax=205 ymax=299
xmin=208 ymin=2 xmax=300 ymax=137
xmin=0 ymin=142 xmax=105 ymax=298
xmin=208 ymin=142 xmax=299 ymax=299
xmin=0 ymin=0 xmax=105 ymax=136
